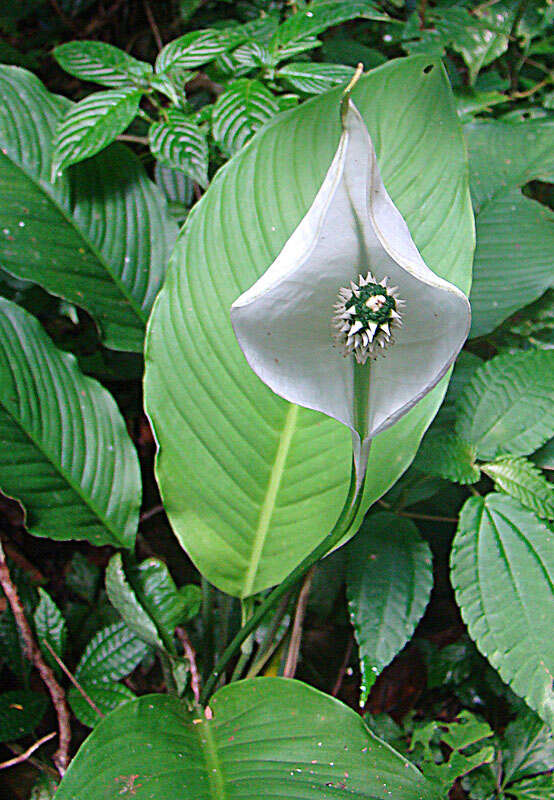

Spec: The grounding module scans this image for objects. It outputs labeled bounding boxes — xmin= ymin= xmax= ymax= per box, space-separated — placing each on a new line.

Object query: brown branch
xmin=0 ymin=732 xmax=57 ymax=771
xmin=143 ymin=0 xmax=163 ymax=50
xmin=41 ymin=641 xmax=104 ymax=719
xmin=117 ymin=134 xmax=150 ymax=146
xmin=0 ymin=542 xmax=71 ymax=776
xmin=139 ymin=504 xmax=165 ymax=523
xmin=176 ymin=627 xmax=201 ymax=704
xmin=283 ymin=566 xmax=315 ymax=679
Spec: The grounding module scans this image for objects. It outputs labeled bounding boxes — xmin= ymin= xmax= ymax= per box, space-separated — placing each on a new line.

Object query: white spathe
xmin=231 ymin=99 xmax=471 ymax=483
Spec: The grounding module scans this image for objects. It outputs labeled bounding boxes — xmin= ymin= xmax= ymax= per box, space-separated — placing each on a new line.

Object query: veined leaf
xmin=451 ymin=493 xmax=554 ymax=728
xmin=68 ymin=681 xmax=135 ymax=729
xmin=149 ymin=109 xmax=208 ymax=187
xmin=53 ymin=41 xmax=152 ymax=88
xmin=51 ymin=87 xmax=142 ymax=175
xmin=456 ymin=350 xmax=554 ymax=460
xmin=105 ymin=555 xmax=165 ymax=650
xmin=0 ymin=299 xmax=141 ymax=547
xmin=466 ymin=118 xmax=554 ymax=337
xmin=75 ymin=621 xmax=149 ymax=683
xmin=34 ymin=588 xmax=67 ymax=674
xmin=277 ymin=62 xmax=354 ymax=94
xmin=414 ymin=430 xmax=480 ymax=484
xmin=155 ymin=29 xmax=227 ymax=73
xmin=144 ymin=56 xmax=474 ymax=597
xmin=55 ymin=678 xmax=441 ymax=800
xmin=347 ymin=513 xmax=433 ymax=703
xmin=211 ymin=79 xmax=280 ymax=155
xmin=0 ymin=66 xmax=177 ymax=351
xmin=481 ymin=457 xmax=554 ymax=519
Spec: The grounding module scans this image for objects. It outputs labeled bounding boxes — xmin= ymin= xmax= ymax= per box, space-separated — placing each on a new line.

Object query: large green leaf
xmin=53 ymin=41 xmax=152 ymax=88
xmin=144 ymin=56 xmax=474 ymax=597
xmin=456 ymin=351 xmax=554 ymax=461
xmin=346 ymin=513 xmax=433 ymax=703
xmin=56 ymin=677 xmax=440 ymax=800
xmin=451 ymin=493 xmax=554 ymax=728
xmin=481 ymin=457 xmax=554 ymax=519
xmin=0 ymin=299 xmax=140 ymax=547
xmin=0 ymin=65 xmax=177 ymax=351
xmin=211 ymin=79 xmax=280 ymax=155
xmin=75 ymin=621 xmax=149 ymax=683
xmin=465 ymin=119 xmax=554 ymax=338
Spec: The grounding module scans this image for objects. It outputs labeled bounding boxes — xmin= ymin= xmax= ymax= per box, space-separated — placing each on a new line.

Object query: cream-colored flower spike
xmin=231 ymin=85 xmax=471 ymax=489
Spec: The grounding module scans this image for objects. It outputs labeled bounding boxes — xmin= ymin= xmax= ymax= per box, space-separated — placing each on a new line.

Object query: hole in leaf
xmin=423 ymin=64 xmax=434 ymax=74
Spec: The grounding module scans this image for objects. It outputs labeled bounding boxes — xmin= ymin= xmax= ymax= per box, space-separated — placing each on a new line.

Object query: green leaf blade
xmin=277 ymin=62 xmax=355 ymax=94
xmin=0 ymin=299 xmax=141 ymax=547
xmin=149 ymin=110 xmax=208 ymax=187
xmin=53 ymin=41 xmax=152 ymax=88
xmin=482 ymin=457 xmax=554 ymax=519
xmin=451 ymin=493 xmax=554 ymax=728
xmin=75 ymin=621 xmax=150 ymax=683
xmin=211 ymin=78 xmax=280 ymax=155
xmin=34 ymin=588 xmax=67 ymax=673
xmin=0 ymin=691 xmax=48 ymax=742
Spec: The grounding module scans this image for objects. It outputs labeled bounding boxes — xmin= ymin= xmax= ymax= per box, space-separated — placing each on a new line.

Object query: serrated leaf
xmin=68 ymin=681 xmax=135 ymax=728
xmin=53 ymin=41 xmax=152 ymax=88
xmin=277 ymin=62 xmax=354 ymax=94
xmin=144 ymin=56 xmax=474 ymax=597
xmin=55 ymin=678 xmax=441 ymax=800
xmin=456 ymin=350 xmax=554 ymax=460
xmin=149 ymin=109 xmax=208 ymax=187
xmin=509 ymin=773 xmax=554 ymax=799
xmin=0 ymin=299 xmax=141 ymax=546
xmin=0 ymin=691 xmax=48 ymax=741
xmin=414 ymin=431 xmax=480 ymax=484
xmin=482 ymin=457 xmax=554 ymax=519
xmin=155 ymin=29 xmax=227 ymax=73
xmin=34 ymin=588 xmax=66 ymax=673
xmin=0 ymin=66 xmax=177 ymax=351
xmin=466 ymin=119 xmax=554 ymax=337
xmin=451 ymin=493 xmax=554 ymax=728
xmin=211 ymin=79 xmax=280 ymax=155
xmin=75 ymin=621 xmax=149 ymax=683
xmin=500 ymin=708 xmax=554 ymax=784
xmin=51 ymin=87 xmax=142 ymax=175
xmin=346 ymin=513 xmax=433 ymax=702
xmin=105 ymin=555 xmax=165 ymax=650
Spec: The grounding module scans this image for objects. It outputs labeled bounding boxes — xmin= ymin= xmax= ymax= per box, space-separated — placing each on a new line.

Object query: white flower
xmin=231 ymin=96 xmax=471 ymax=487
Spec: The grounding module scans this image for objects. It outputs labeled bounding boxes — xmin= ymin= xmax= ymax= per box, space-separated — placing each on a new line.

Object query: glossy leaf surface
xmin=149 ymin=109 xmax=208 ymax=187
xmin=53 ymin=41 xmax=152 ymax=88
xmin=211 ymin=79 xmax=280 ymax=155
xmin=144 ymin=56 xmax=474 ymax=597
xmin=56 ymin=677 xmax=440 ymax=799
xmin=0 ymin=299 xmax=141 ymax=547
xmin=451 ymin=494 xmax=554 ymax=728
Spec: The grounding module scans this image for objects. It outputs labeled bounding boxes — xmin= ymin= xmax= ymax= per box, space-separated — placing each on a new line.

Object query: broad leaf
xmin=34 ymin=588 xmax=67 ymax=673
xmin=69 ymin=681 xmax=135 ymax=728
xmin=456 ymin=350 xmax=554 ymax=460
xmin=56 ymin=678 xmax=440 ymax=800
xmin=414 ymin=431 xmax=480 ymax=484
xmin=144 ymin=56 xmax=474 ymax=597
xmin=509 ymin=775 xmax=554 ymax=799
xmin=466 ymin=119 xmax=554 ymax=337
xmin=0 ymin=66 xmax=177 ymax=351
xmin=0 ymin=299 xmax=141 ymax=547
xmin=0 ymin=691 xmax=48 ymax=742
xmin=277 ymin=62 xmax=354 ymax=94
xmin=482 ymin=457 xmax=554 ymax=519
xmin=75 ymin=621 xmax=150 ymax=683
xmin=437 ymin=6 xmax=510 ymax=85
xmin=346 ymin=513 xmax=433 ymax=702
xmin=211 ymin=79 xmax=280 ymax=155
xmin=451 ymin=493 xmax=554 ymax=727
xmin=149 ymin=109 xmax=208 ymax=187
xmin=51 ymin=87 xmax=143 ymax=175
xmin=155 ymin=30 xmax=227 ymax=73
xmin=53 ymin=41 xmax=152 ymax=88
xmin=105 ymin=555 xmax=165 ymax=650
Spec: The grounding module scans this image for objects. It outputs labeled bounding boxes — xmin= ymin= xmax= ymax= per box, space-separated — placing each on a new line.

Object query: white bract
xmin=231 ymin=97 xmax=471 ymax=487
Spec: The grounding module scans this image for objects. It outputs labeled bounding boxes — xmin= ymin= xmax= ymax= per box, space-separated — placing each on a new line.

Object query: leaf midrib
xmin=0 ymin=148 xmax=147 ymax=325
xmin=195 ymin=716 xmax=227 ymax=800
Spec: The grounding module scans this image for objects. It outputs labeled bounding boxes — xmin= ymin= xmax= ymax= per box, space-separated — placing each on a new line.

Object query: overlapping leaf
xmin=144 ymin=56 xmax=474 ymax=596
xmin=56 ymin=678 xmax=441 ymax=800
xmin=347 ymin=513 xmax=433 ymax=702
xmin=155 ymin=29 xmax=227 ymax=73
xmin=0 ymin=299 xmax=141 ymax=547
xmin=277 ymin=62 xmax=354 ymax=94
xmin=482 ymin=457 xmax=554 ymax=519
xmin=451 ymin=493 xmax=554 ymax=728
xmin=149 ymin=109 xmax=208 ymax=187
xmin=53 ymin=41 xmax=152 ymax=88
xmin=34 ymin=589 xmax=67 ymax=674
xmin=0 ymin=66 xmax=177 ymax=351
xmin=211 ymin=79 xmax=280 ymax=155
xmin=414 ymin=431 xmax=480 ymax=484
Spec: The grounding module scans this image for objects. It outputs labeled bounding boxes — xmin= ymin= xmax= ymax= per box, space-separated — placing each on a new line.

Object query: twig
xmin=377 ymin=500 xmax=458 ymax=523
xmin=283 ymin=566 xmax=315 ymax=679
xmin=510 ymin=77 xmax=552 ymax=99
xmin=0 ymin=542 xmax=70 ymax=776
xmin=117 ymin=134 xmax=150 ymax=146
xmin=139 ymin=504 xmax=165 ymax=523
xmin=0 ymin=732 xmax=57 ymax=771
xmin=41 ymin=641 xmax=104 ymax=719
xmin=143 ymin=0 xmax=164 ymax=50
xmin=332 ymin=633 xmax=354 ymax=697
xmin=48 ymin=0 xmax=78 ymax=31
xmin=176 ymin=627 xmax=201 ymax=704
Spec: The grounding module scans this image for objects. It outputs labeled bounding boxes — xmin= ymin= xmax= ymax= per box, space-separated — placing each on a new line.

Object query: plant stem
xmin=283 ymin=565 xmax=315 ymax=678
xmin=199 ymin=459 xmax=362 ymax=705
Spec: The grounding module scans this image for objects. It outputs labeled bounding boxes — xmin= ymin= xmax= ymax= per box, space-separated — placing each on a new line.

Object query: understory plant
xmin=0 ymin=2 xmax=552 ymax=799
